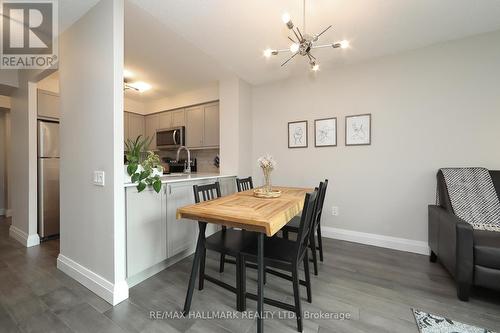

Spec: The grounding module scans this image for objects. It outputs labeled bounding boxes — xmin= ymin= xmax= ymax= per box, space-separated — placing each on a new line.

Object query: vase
xmin=263 ymin=168 xmax=272 ymax=192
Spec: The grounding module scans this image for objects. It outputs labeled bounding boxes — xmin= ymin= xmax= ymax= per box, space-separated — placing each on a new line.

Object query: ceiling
xmin=129 ymin=0 xmax=500 ymax=86
xmin=124 ymin=1 xmax=230 ymax=101
xmin=59 ymin=0 xmax=101 ymax=33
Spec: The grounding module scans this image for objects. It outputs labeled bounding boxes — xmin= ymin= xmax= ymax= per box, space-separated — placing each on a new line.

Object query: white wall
xmin=251 ymin=30 xmax=500 ymax=248
xmin=0 ymin=96 xmax=11 ymax=109
xmin=58 ymin=0 xmax=127 ymax=305
xmin=37 ymin=71 xmax=60 ymax=93
xmin=9 ymin=71 xmax=40 ymax=246
xmin=5 ymin=109 xmax=11 ymax=216
xmin=0 ymin=70 xmax=18 ymax=88
xmin=219 ymin=76 xmax=253 ymax=176
xmin=146 ymin=82 xmax=218 ymax=113
xmin=0 ymin=110 xmax=6 ymax=215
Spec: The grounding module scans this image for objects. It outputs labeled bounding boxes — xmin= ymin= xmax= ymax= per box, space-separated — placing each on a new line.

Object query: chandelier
xmin=263 ymin=0 xmax=349 ymax=71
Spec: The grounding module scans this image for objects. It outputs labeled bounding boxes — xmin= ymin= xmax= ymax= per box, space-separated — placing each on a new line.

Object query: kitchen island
xmin=125 ymin=173 xmax=236 ymax=287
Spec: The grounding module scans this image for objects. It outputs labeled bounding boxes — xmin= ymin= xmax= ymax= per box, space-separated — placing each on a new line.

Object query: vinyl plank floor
xmin=1 ymin=215 xmax=500 ymax=333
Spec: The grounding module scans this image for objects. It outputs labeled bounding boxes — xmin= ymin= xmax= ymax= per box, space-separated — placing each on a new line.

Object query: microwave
xmin=156 ymin=126 xmax=185 ymax=149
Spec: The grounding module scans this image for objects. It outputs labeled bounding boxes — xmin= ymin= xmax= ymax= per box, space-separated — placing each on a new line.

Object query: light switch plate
xmin=93 ymin=171 xmax=105 ymax=186
xmin=331 ymin=206 xmax=339 ymax=216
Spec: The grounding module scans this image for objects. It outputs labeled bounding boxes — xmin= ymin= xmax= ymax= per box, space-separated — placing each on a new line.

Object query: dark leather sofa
xmin=428 ymin=169 xmax=500 ymax=301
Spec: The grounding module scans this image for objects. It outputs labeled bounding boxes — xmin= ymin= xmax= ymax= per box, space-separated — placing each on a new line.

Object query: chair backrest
xmin=193 ymin=182 xmax=221 ymax=204
xmin=312 ymin=179 xmax=328 ymax=230
xmin=294 ymin=187 xmax=320 ymax=262
xmin=236 ymin=177 xmax=254 ymax=192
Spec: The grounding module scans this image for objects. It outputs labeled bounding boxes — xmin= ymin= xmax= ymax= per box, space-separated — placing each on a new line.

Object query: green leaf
xmin=131 ymin=173 xmax=140 ymax=183
xmin=137 ymin=181 xmax=146 ymax=192
xmin=127 ymin=163 xmax=138 ymax=176
xmin=139 ymin=170 xmax=150 ymax=181
xmin=153 ymin=180 xmax=162 ymax=193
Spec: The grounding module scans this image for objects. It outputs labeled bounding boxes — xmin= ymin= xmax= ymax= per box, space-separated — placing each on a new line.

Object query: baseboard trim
xmin=6 ymin=209 xmax=12 ymax=217
xmin=320 ymin=226 xmax=430 ymax=255
xmin=9 ymin=225 xmax=40 ymax=247
xmin=57 ymin=254 xmax=129 ymax=306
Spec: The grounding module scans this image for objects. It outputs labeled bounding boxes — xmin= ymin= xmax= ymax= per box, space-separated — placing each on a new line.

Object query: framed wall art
xmin=288 ymin=120 xmax=308 ymax=148
xmin=314 ymin=117 xmax=337 ymax=147
xmin=345 ymin=114 xmax=371 ymax=146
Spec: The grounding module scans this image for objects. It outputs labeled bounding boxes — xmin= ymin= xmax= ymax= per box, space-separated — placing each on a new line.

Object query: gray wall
xmin=251 ymin=30 xmax=500 ymax=243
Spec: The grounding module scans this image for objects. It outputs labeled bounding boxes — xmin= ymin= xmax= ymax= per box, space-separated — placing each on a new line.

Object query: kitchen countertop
xmin=124 ymin=172 xmax=235 ymax=187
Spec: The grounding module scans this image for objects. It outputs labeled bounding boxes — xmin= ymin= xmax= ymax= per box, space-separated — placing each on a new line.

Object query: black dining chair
xmin=240 ymin=185 xmax=321 ymax=332
xmin=282 ymin=179 xmax=328 ymax=275
xmin=236 ymin=176 xmax=254 ymax=192
xmin=193 ymin=182 xmax=257 ymax=311
xmin=219 ymin=176 xmax=255 ymax=274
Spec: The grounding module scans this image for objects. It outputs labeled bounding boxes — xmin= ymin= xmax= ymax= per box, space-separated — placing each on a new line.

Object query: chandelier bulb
xmin=340 ymin=40 xmax=350 ymax=49
xmin=290 ymin=43 xmax=300 ymax=53
xmin=310 ymin=61 xmax=319 ymax=71
xmin=263 ymin=49 xmax=273 ymax=58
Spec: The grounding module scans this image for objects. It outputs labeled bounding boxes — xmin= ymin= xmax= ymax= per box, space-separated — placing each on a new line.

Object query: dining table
xmin=176 ymin=186 xmax=312 ymax=333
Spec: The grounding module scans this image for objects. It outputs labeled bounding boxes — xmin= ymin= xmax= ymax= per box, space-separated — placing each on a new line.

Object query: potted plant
xmin=125 ymin=135 xmax=163 ymax=193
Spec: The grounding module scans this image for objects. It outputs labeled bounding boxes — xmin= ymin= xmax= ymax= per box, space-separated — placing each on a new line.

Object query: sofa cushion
xmin=473 ymin=230 xmax=500 ymax=269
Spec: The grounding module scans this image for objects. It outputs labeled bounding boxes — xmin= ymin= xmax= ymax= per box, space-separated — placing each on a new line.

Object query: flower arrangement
xmin=258 ymin=154 xmax=277 ymax=192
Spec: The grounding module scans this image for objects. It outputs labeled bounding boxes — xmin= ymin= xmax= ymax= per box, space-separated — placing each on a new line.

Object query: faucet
xmin=176 ymin=146 xmax=191 ymax=174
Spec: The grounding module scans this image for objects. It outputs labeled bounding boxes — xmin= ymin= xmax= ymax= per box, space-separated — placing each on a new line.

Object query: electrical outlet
xmin=93 ymin=171 xmax=105 ymax=186
xmin=331 ymin=206 xmax=339 ymax=216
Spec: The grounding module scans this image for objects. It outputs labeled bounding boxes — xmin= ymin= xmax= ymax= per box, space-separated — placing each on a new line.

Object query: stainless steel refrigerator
xmin=38 ymin=120 xmax=60 ymax=239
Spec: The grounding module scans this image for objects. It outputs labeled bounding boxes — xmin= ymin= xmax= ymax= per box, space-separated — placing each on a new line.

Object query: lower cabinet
xmin=126 ymin=186 xmax=167 ymax=278
xmin=166 ymin=181 xmax=197 ymax=258
xmin=126 ymin=176 xmax=236 ymax=280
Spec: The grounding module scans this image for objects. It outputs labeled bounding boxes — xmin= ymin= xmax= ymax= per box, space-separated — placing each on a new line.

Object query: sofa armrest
xmin=428 ymin=205 xmax=473 ymax=285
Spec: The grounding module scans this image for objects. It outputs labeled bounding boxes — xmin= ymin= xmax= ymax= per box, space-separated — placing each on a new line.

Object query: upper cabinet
xmin=158 ymin=112 xmax=172 ymax=129
xmin=37 ymin=90 xmax=59 ymax=119
xmin=129 ymin=113 xmax=145 ymax=141
xmin=145 ymin=113 xmax=159 ymax=150
xmin=141 ymin=101 xmax=218 ymax=151
xmin=185 ymin=106 xmax=204 ymax=148
xmin=203 ymin=103 xmax=220 ymax=147
xmin=171 ymin=109 xmax=185 ymax=127
xmin=185 ymin=102 xmax=219 ymax=149
xmin=124 ymin=112 xmax=145 ymax=143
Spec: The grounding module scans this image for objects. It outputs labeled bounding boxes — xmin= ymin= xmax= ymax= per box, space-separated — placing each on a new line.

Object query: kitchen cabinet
xmin=127 ymin=112 xmax=145 ymax=142
xmin=37 ymin=90 xmax=59 ymax=119
xmin=124 ymin=112 xmax=130 ymax=142
xmin=159 ymin=112 xmax=172 ymax=129
xmin=171 ymin=109 xmax=185 ymax=127
xmin=145 ymin=113 xmax=159 ymax=150
xmin=125 ymin=176 xmax=235 ymax=284
xmin=203 ymin=103 xmax=220 ymax=147
xmin=126 ymin=186 xmax=167 ymax=278
xmin=185 ymin=106 xmax=204 ymax=148
xmin=166 ymin=182 xmax=197 ymax=258
xmin=185 ymin=102 xmax=220 ymax=149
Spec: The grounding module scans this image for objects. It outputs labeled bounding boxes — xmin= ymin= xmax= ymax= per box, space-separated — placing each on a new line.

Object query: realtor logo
xmin=1 ymin=0 xmax=58 ymax=69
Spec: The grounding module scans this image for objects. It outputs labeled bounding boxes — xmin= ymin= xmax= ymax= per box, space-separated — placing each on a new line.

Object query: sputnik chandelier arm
xmin=263 ymin=0 xmax=349 ymax=71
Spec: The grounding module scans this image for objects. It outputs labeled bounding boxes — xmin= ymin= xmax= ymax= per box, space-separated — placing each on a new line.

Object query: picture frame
xmin=314 ymin=117 xmax=337 ymax=147
xmin=288 ymin=120 xmax=308 ymax=148
xmin=345 ymin=114 xmax=371 ymax=146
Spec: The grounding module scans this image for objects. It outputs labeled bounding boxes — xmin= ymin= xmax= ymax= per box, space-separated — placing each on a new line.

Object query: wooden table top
xmin=176 ymin=186 xmax=313 ymax=236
